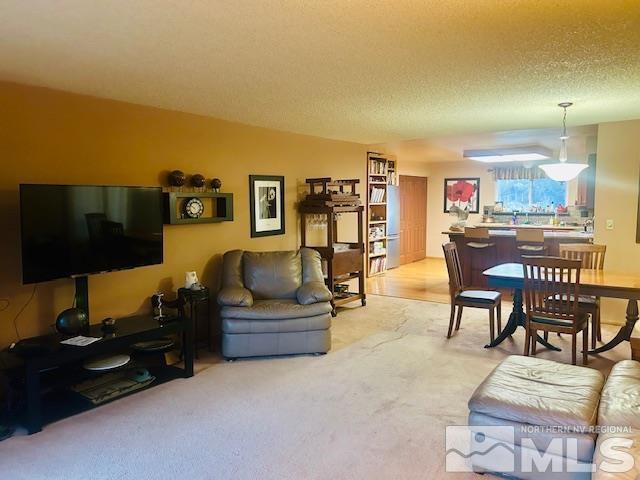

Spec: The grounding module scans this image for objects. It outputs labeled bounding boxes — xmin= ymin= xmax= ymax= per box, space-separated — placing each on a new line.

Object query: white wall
xmin=424 ymin=160 xmax=495 ymax=257
xmin=594 ymin=119 xmax=640 ymax=325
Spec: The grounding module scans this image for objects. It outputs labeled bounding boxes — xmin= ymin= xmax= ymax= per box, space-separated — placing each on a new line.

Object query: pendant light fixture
xmin=539 ymin=102 xmax=588 ymax=182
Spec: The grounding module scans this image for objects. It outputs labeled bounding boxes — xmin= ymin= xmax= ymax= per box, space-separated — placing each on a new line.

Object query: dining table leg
xmin=485 ymin=288 xmax=561 ymax=351
xmin=484 ymin=289 xmax=521 ymax=348
xmin=589 ymin=299 xmax=639 ymax=355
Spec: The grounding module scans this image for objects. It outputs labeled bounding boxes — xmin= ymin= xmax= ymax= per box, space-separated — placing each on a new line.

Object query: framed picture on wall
xmin=249 ymin=175 xmax=285 ymax=237
xmin=444 ymin=177 xmax=480 ymax=214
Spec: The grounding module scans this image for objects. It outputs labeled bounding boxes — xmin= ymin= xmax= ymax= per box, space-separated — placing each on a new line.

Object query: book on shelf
xmin=387 ymin=170 xmax=397 ymax=186
xmin=369 ymin=256 xmax=387 ymax=274
xmin=369 ymin=186 xmax=386 ymax=203
xmin=369 ymin=158 xmax=388 ymax=175
xmin=371 ymin=241 xmax=386 ymax=254
xmin=369 ymin=225 xmax=385 ymax=239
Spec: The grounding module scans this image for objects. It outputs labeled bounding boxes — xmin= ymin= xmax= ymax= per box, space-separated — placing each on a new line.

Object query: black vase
xmin=56 ymin=308 xmax=89 ymax=335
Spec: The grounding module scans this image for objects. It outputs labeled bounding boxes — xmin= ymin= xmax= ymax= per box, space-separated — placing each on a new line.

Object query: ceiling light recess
xmin=539 ymin=102 xmax=588 ymax=182
xmin=464 ymin=146 xmax=553 ymax=163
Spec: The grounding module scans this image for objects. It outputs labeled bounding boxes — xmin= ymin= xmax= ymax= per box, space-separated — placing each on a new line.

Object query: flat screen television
xmin=20 ymin=184 xmax=163 ymax=284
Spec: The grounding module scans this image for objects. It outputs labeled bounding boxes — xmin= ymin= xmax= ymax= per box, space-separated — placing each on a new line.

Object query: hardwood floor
xmin=366 ymin=257 xmax=623 ymax=329
xmin=366 ymin=257 xmax=452 ymax=303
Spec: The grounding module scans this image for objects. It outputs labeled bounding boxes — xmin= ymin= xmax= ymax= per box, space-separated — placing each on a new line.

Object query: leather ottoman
xmin=592 ymin=360 xmax=640 ymax=480
xmin=468 ymin=355 xmax=605 ymax=479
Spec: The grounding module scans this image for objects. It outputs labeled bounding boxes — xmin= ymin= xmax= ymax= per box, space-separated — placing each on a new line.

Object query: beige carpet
xmin=0 ymin=295 xmax=630 ymax=479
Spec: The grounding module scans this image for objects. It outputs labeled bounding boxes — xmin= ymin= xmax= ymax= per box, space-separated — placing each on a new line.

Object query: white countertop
xmin=444 ymin=229 xmax=593 ymax=239
xmin=474 ymin=223 xmax=583 ymax=231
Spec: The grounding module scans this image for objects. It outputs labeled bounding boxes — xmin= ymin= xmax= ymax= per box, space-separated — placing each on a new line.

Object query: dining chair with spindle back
xmin=559 ymin=243 xmax=606 ymax=348
xmin=559 ymin=243 xmax=606 ymax=269
xmin=443 ymin=242 xmax=502 ymax=341
xmin=522 ymin=256 xmax=589 ymax=365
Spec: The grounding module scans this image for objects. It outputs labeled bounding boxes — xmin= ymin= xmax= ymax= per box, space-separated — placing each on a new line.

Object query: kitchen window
xmin=495 ymin=178 xmax=567 ymax=212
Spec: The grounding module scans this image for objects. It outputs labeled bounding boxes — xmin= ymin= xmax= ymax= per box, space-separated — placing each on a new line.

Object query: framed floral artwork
xmin=249 ymin=175 xmax=285 ymax=237
xmin=444 ymin=178 xmax=480 ymax=214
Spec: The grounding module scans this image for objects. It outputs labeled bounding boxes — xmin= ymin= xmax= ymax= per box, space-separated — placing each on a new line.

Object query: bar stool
xmin=464 ymin=227 xmax=494 ymax=249
xmin=515 ymin=229 xmax=547 ymax=256
xmin=464 ymin=227 xmax=496 ymax=288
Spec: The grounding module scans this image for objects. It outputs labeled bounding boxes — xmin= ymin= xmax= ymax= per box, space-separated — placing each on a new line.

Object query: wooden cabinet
xmin=575 ymin=154 xmax=597 ymax=210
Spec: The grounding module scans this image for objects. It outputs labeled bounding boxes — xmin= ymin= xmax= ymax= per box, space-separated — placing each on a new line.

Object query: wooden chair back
xmin=516 ymin=229 xmax=544 ymax=243
xmin=559 ymin=243 xmax=606 ymax=270
xmin=442 ymin=242 xmax=464 ymax=297
xmin=522 ymin=256 xmax=582 ymax=324
xmin=464 ymin=227 xmax=489 ymax=239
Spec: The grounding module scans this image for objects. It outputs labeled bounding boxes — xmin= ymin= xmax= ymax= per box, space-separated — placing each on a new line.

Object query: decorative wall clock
xmin=184 ymin=197 xmax=204 ymax=218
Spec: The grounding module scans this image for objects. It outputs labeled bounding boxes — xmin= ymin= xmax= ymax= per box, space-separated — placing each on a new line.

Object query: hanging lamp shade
xmin=540 ymin=102 xmax=588 ymax=182
xmin=539 ymin=162 xmax=588 ymax=182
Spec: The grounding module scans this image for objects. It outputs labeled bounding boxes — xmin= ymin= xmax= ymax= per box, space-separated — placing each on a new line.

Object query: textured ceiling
xmin=376 ymin=125 xmax=599 ymax=163
xmin=0 ymin=1 xmax=639 ymax=144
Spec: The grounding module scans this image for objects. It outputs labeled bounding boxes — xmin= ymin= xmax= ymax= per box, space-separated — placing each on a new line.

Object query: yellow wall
xmin=594 ymin=120 xmax=640 ymax=325
xmin=0 ymin=82 xmax=367 ymax=346
xmin=398 ymin=161 xmax=430 ymax=178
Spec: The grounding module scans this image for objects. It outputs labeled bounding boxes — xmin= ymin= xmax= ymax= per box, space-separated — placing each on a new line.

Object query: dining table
xmin=482 ymin=263 xmax=640 ymax=355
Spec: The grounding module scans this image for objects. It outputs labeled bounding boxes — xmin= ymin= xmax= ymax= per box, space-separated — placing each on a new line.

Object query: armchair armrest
xmin=297 ymin=281 xmax=332 ymax=305
xmin=217 ymin=287 xmax=254 ymax=307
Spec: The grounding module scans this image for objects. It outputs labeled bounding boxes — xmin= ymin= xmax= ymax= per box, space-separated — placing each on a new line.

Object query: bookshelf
xmin=366 ymin=152 xmax=398 ymax=276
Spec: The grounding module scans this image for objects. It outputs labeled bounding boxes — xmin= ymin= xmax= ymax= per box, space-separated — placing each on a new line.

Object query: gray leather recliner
xmin=217 ymin=248 xmax=333 ymax=359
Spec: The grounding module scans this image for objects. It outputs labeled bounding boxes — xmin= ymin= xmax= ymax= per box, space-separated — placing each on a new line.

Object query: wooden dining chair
xmin=442 ymin=242 xmax=501 ymax=341
xmin=559 ymin=243 xmax=606 ymax=348
xmin=522 ymin=256 xmax=589 ymax=365
xmin=516 ymin=229 xmax=547 ymax=256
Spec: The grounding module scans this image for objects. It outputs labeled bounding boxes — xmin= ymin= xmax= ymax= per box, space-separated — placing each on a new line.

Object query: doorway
xmin=399 ymin=175 xmax=427 ymax=265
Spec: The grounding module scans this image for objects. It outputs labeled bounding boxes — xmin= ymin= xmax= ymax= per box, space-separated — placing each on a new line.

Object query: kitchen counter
xmin=444 ymin=229 xmax=593 ymax=287
xmin=473 ymin=223 xmax=583 ymax=231
xmin=443 ymin=229 xmax=593 ymax=239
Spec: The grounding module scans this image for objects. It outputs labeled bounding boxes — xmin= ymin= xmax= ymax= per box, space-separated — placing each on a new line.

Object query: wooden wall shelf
xmin=163 ymin=191 xmax=233 ymax=225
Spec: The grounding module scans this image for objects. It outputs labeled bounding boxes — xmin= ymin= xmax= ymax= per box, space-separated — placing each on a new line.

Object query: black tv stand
xmin=73 ymin=275 xmax=90 ymax=321
xmin=4 ymin=314 xmax=193 ymax=434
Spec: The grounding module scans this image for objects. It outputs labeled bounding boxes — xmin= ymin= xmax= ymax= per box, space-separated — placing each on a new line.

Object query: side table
xmin=178 ymin=287 xmax=211 ymax=358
